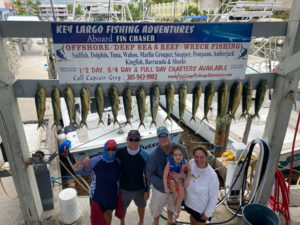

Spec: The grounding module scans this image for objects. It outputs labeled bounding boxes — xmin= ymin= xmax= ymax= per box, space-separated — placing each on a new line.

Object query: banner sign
xmin=51 ymin=23 xmax=253 ymax=84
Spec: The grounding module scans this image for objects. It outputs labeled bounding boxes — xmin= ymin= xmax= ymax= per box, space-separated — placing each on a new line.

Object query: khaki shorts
xmin=150 ymin=186 xmax=174 ymax=218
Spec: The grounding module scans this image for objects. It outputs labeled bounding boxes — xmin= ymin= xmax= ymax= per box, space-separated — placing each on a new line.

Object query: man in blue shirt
xmin=116 ymin=130 xmax=150 ymax=225
xmin=146 ymin=126 xmax=187 ymax=225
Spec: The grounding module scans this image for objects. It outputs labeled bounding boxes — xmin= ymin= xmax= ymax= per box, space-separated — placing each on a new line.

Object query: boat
xmin=60 ymin=97 xmax=183 ymax=158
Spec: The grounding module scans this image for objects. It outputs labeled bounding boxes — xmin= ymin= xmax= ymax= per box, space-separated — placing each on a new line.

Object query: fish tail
xmin=80 ymin=121 xmax=88 ymax=128
xmin=138 ymin=122 xmax=146 ymax=129
xmin=189 ymin=116 xmax=196 ymax=123
xmin=113 ymin=119 xmax=120 ymax=127
xmin=98 ymin=119 xmax=104 ymax=126
xmin=163 ymin=116 xmax=172 ymax=124
xmin=51 ymin=123 xmax=57 ymax=130
xmin=239 ymin=114 xmax=245 ymax=120
xmin=178 ymin=118 xmax=185 ymax=125
xmin=37 ymin=122 xmax=45 ymax=130
xmin=124 ymin=120 xmax=132 ymax=127
xmin=150 ymin=120 xmax=157 ymax=128
xmin=201 ymin=116 xmax=208 ymax=123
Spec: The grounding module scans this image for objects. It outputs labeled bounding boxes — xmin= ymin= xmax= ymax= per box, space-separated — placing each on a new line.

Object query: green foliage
xmin=127 ymin=3 xmax=142 ymax=21
xmin=67 ymin=4 xmax=73 ymax=14
xmin=152 ymin=0 xmax=173 ymax=4
xmin=75 ymin=5 xmax=83 ymax=16
xmin=183 ymin=5 xmax=200 ymax=16
xmin=13 ymin=0 xmax=41 ymax=15
xmin=273 ymin=12 xmax=289 ymax=20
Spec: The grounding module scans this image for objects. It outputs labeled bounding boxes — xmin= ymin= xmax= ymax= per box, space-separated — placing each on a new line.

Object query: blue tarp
xmin=184 ymin=15 xmax=207 ymax=19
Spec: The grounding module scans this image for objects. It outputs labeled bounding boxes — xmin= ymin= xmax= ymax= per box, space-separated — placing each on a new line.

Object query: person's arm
xmin=204 ymin=173 xmax=220 ymax=218
xmin=146 ymin=151 xmax=161 ymax=187
xmin=74 ymin=155 xmax=101 ymax=175
xmin=74 ymin=156 xmax=91 ymax=175
xmin=140 ymin=150 xmax=150 ymax=193
xmin=184 ymin=162 xmax=191 ymax=188
xmin=163 ymin=162 xmax=170 ymax=193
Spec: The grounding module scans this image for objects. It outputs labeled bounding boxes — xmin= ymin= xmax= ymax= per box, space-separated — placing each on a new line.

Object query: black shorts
xmin=184 ymin=204 xmax=211 ymax=223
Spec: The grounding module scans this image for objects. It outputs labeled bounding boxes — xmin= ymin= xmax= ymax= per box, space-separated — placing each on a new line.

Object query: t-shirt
xmin=184 ymin=159 xmax=219 ymax=218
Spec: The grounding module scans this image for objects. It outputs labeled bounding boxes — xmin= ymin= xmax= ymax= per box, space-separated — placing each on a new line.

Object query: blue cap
xmin=58 ymin=140 xmax=71 ymax=153
xmin=157 ymin=126 xmax=169 ymax=138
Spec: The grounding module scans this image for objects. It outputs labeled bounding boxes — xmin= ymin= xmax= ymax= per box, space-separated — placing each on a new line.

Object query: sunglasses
xmin=129 ymin=138 xmax=140 ymax=142
xmin=107 ymin=147 xmax=116 ymax=151
xmin=158 ymin=132 xmax=169 ymax=138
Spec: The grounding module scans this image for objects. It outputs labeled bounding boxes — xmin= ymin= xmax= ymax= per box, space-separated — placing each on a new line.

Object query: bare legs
xmin=120 ymin=207 xmax=145 ymax=225
xmin=103 ymin=210 xmax=113 ymax=225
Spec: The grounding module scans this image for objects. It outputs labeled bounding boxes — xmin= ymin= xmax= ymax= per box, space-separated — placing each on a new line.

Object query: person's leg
xmin=120 ymin=209 xmax=127 ymax=225
xmin=189 ymin=211 xmax=206 ymax=225
xmin=169 ymin=180 xmax=178 ymax=206
xmin=167 ymin=210 xmax=174 ymax=224
xmin=120 ymin=189 xmax=133 ymax=225
xmin=137 ymin=207 xmax=145 ymax=225
xmin=104 ymin=210 xmax=113 ymax=225
xmin=166 ymin=193 xmax=175 ymax=224
xmin=190 ymin=214 xmax=197 ymax=225
xmin=175 ymin=182 xmax=185 ymax=217
xmin=133 ymin=190 xmax=147 ymax=225
xmin=150 ymin=187 xmax=168 ymax=225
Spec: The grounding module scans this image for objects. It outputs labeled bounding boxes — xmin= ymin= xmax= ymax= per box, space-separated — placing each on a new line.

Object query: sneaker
xmin=166 ymin=221 xmax=176 ymax=225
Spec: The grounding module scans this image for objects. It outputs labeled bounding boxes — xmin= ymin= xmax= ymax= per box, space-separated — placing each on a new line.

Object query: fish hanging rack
xmin=13 ymin=72 xmax=275 ymax=99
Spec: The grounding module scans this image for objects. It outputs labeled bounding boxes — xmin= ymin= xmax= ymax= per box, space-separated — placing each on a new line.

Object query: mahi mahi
xmin=123 ymin=86 xmax=132 ymax=126
xmin=80 ymin=88 xmax=90 ymax=128
xmin=228 ymin=81 xmax=242 ymax=119
xmin=108 ymin=85 xmax=120 ymax=126
xmin=179 ymin=84 xmax=187 ymax=124
xmin=217 ymin=82 xmax=228 ymax=117
xmin=64 ymin=86 xmax=77 ymax=128
xmin=164 ymin=83 xmax=175 ymax=123
xmin=35 ymin=87 xmax=46 ymax=129
xmin=202 ymin=83 xmax=215 ymax=123
xmin=95 ymin=85 xmax=105 ymax=125
xmin=150 ymin=86 xmax=160 ymax=128
xmin=51 ymin=88 xmax=61 ymax=129
xmin=190 ymin=84 xmax=201 ymax=122
xmin=254 ymin=80 xmax=268 ymax=119
xmin=136 ymin=87 xmax=146 ymax=129
xmin=240 ymin=81 xmax=253 ymax=119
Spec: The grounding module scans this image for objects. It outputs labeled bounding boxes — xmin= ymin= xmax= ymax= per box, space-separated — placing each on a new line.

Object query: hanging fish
xmin=136 ymin=87 xmax=146 ymax=129
xmin=35 ymin=87 xmax=46 ymax=129
xmin=240 ymin=81 xmax=253 ymax=119
xmin=95 ymin=85 xmax=104 ymax=125
xmin=123 ymin=86 xmax=132 ymax=126
xmin=190 ymin=84 xmax=201 ymax=122
xmin=228 ymin=81 xmax=242 ymax=119
xmin=64 ymin=86 xmax=77 ymax=128
xmin=108 ymin=85 xmax=120 ymax=126
xmin=179 ymin=84 xmax=187 ymax=124
xmin=51 ymin=87 xmax=61 ymax=129
xmin=254 ymin=80 xmax=268 ymax=119
xmin=80 ymin=88 xmax=90 ymax=128
xmin=150 ymin=86 xmax=160 ymax=128
xmin=202 ymin=83 xmax=215 ymax=123
xmin=217 ymin=82 xmax=228 ymax=117
xmin=164 ymin=83 xmax=175 ymax=123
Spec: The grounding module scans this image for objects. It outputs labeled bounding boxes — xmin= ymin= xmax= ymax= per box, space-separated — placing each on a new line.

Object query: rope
xmin=288 ymin=110 xmax=300 ymax=192
xmin=0 ymin=162 xmax=18 ymax=199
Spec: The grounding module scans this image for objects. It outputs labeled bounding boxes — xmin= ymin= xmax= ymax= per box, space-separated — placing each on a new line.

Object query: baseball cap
xmin=157 ymin=126 xmax=169 ymax=138
xmin=106 ymin=139 xmax=117 ymax=148
xmin=127 ymin=130 xmax=141 ymax=139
